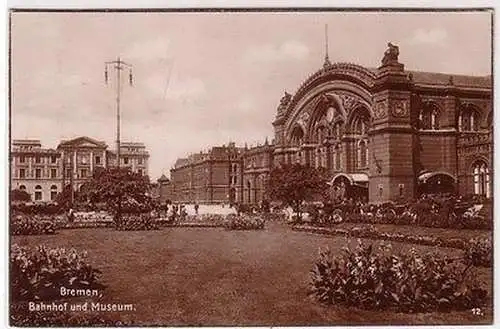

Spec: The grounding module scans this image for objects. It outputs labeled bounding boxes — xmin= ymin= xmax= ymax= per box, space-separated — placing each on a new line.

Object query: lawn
xmin=11 ymin=222 xmax=492 ymax=326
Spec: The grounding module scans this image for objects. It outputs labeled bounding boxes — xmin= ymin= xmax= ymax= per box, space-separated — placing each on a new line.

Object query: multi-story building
xmin=170 ymin=143 xmax=242 ymax=204
xmin=170 ymin=43 xmax=492 ymax=205
xmin=10 ymin=136 xmax=150 ymax=202
xmin=11 ymin=139 xmax=62 ymax=202
xmin=107 ymin=142 xmax=150 ymax=176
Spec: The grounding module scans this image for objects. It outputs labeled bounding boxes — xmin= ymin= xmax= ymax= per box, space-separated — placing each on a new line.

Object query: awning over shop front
xmin=328 ymin=173 xmax=369 ymax=187
xmin=418 ymin=171 xmax=457 ymax=184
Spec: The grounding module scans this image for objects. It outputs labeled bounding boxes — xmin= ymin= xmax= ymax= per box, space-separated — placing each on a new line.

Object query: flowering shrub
xmin=224 ymin=214 xmax=265 ymax=230
xmin=10 ymin=244 xmax=104 ymax=302
xmin=294 ymin=225 xmax=491 ymax=267
xmin=310 ymin=241 xmax=488 ymax=313
xmin=11 ymin=216 xmax=57 ymax=235
xmin=463 ymin=238 xmax=492 ymax=268
xmin=73 ymin=211 xmax=114 ymax=223
xmin=116 ymin=214 xmax=158 ymax=231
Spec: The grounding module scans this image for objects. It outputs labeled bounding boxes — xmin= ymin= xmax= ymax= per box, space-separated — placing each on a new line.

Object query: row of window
xmin=419 ymin=108 xmax=483 ymax=131
xmin=17 ymin=155 xmax=59 ymax=164
xmin=18 ymin=168 xmax=59 ymax=179
xmin=18 ymin=167 xmax=145 ymax=179
xmin=19 ymin=184 xmax=58 ymax=201
xmin=16 ymin=155 xmax=146 ymax=166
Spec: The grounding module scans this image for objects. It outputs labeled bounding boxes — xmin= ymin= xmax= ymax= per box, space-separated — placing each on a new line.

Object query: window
xmin=66 ymin=169 xmax=72 ymax=179
xmin=138 ymin=158 xmax=143 ymax=165
xmin=80 ymin=169 xmax=87 ymax=178
xmin=420 ymin=105 xmax=440 ymax=130
xmin=460 ymin=107 xmax=480 ymax=132
xmin=34 ymin=185 xmax=42 ymax=201
xmin=399 ymin=184 xmax=405 ymax=197
xmin=50 ymin=185 xmax=58 ymax=201
xmin=357 ymin=140 xmax=368 ymax=168
xmin=51 ymin=155 xmax=57 ymax=163
xmin=138 ymin=169 xmax=143 ymax=176
xmin=124 ymin=157 xmax=129 ymax=165
xmin=35 ymin=168 xmax=41 ymax=179
xmin=472 ymin=161 xmax=490 ymax=197
xmin=19 ymin=185 xmax=26 ymax=190
xmin=19 ymin=169 xmax=25 ymax=178
xmin=334 ymin=145 xmax=341 ymax=170
xmin=51 ymin=168 xmax=57 ymax=178
xmin=95 ymin=156 xmax=101 ymax=165
xmin=19 ymin=156 xmax=25 ymax=163
xmin=35 ymin=156 xmax=41 ymax=164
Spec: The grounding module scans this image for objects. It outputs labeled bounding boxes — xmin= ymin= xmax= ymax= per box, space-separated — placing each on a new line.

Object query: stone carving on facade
xmin=338 ymin=93 xmax=359 ymax=113
xmin=391 ymin=100 xmax=410 ymax=118
xmin=280 ymin=91 xmax=292 ymax=106
xmin=373 ymin=100 xmax=388 ymax=119
xmin=381 ymin=42 xmax=400 ymax=66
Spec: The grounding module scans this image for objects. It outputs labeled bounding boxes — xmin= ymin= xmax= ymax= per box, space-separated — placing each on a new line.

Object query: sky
xmin=10 ymin=10 xmax=492 ymax=180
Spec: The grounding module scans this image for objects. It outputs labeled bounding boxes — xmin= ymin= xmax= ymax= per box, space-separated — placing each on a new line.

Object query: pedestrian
xmin=194 ymin=203 xmax=199 ymax=215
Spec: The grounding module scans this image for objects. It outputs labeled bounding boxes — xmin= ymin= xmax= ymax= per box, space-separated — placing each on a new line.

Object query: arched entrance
xmin=417 ymin=171 xmax=456 ymax=195
xmin=328 ymin=173 xmax=369 ymax=202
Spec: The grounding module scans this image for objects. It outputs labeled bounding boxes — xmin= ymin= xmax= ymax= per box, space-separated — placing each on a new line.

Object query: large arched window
xmin=19 ymin=185 xmax=26 ymax=191
xmin=459 ymin=106 xmax=480 ymax=132
xmin=350 ymin=107 xmax=371 ymax=169
xmin=290 ymin=125 xmax=305 ymax=146
xmin=419 ymin=103 xmax=440 ymax=130
xmin=472 ymin=161 xmax=490 ymax=197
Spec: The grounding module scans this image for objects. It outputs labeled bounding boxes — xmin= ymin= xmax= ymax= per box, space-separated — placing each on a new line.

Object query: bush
xmin=10 ymin=244 xmax=105 ymax=302
xmin=463 ymin=238 xmax=492 ymax=268
xmin=11 ymin=215 xmax=57 ymax=235
xmin=116 ymin=214 xmax=159 ymax=231
xmin=309 ymin=241 xmax=488 ymax=313
xmin=224 ymin=214 xmax=265 ymax=230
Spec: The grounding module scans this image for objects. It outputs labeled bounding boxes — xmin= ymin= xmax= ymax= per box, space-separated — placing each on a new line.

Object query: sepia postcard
xmin=7 ymin=6 xmax=495 ymax=327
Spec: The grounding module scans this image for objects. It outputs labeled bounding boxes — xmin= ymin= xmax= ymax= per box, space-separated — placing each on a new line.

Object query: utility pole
xmin=105 ymin=57 xmax=133 ymax=168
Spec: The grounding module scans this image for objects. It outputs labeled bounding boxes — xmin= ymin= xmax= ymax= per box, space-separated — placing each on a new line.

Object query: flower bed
xmin=73 ymin=211 xmax=114 ymax=223
xmin=10 ymin=244 xmax=104 ymax=302
xmin=309 ymin=242 xmax=488 ymax=313
xmin=11 ymin=215 xmax=57 ymax=235
xmin=293 ymin=225 xmax=492 ymax=267
xmin=223 ymin=214 xmax=265 ymax=230
xmin=116 ymin=214 xmax=158 ymax=231
xmin=463 ymin=238 xmax=492 ymax=268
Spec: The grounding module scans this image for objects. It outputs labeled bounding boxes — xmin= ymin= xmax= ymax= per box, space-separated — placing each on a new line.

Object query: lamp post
xmin=105 ymin=57 xmax=133 ymax=168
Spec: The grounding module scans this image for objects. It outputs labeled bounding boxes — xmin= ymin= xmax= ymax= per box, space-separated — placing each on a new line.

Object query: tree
xmin=77 ymin=167 xmax=152 ymax=224
xmin=10 ymin=189 xmax=31 ymax=202
xmin=266 ymin=163 xmax=328 ymax=220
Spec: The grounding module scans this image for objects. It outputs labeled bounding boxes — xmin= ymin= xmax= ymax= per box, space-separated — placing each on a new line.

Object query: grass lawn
xmin=11 ymin=222 xmax=492 ymax=326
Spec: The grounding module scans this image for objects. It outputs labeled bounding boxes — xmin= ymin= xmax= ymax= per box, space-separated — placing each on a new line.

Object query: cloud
xmin=408 ymin=28 xmax=448 ymax=45
xmin=125 ymin=37 xmax=173 ymax=63
xmin=244 ymin=40 xmax=309 ymax=62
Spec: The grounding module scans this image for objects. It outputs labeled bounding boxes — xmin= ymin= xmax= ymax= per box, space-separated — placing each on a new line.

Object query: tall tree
xmin=78 ymin=167 xmax=151 ymax=224
xmin=266 ymin=163 xmax=328 ymax=220
xmin=10 ymin=189 xmax=31 ymax=202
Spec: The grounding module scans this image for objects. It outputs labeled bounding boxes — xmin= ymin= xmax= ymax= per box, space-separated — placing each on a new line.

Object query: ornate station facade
xmin=170 ymin=43 xmax=492 ymax=204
